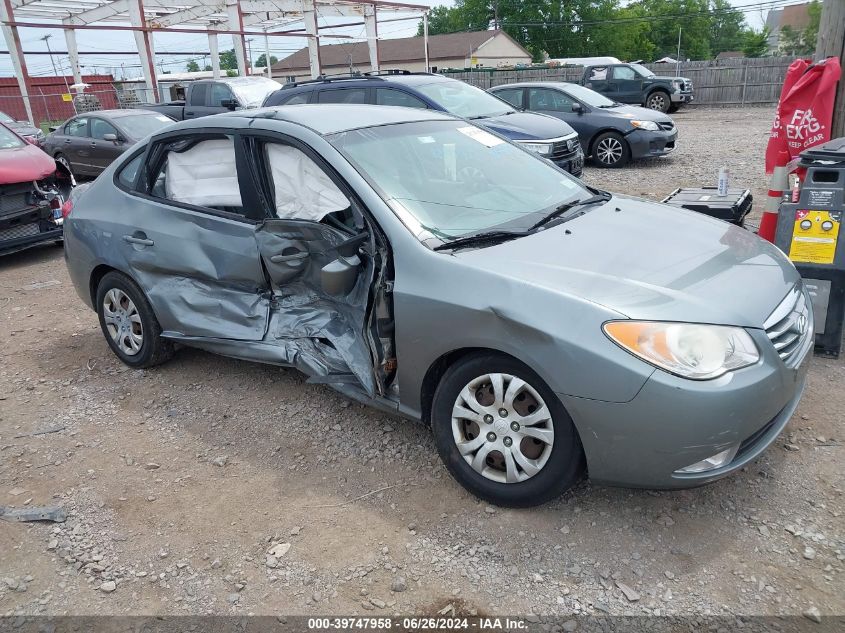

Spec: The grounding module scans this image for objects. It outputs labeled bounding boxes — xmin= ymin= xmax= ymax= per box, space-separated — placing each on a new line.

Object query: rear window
xmin=189 ymin=84 xmax=209 ymax=106
xmin=117 ymin=114 xmax=173 ymax=139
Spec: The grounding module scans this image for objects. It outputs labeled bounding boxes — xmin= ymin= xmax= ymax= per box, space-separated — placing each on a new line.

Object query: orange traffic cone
xmin=758 ymin=150 xmax=790 ymax=242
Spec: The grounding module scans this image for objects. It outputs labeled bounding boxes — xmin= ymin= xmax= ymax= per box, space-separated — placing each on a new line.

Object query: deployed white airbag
xmin=267 ymin=144 xmax=349 ymax=221
xmin=165 ymin=138 xmax=242 ymax=208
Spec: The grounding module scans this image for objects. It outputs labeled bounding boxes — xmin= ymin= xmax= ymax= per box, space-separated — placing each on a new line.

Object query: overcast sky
xmin=0 ymin=0 xmax=793 ymax=79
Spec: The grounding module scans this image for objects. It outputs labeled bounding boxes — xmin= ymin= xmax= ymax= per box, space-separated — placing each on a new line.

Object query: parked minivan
xmin=263 ymin=72 xmax=585 ymax=176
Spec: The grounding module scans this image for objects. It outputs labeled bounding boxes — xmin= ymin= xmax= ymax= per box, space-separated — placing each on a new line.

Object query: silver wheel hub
xmin=102 ymin=288 xmax=143 ymax=356
xmin=451 ymin=373 xmax=554 ymax=484
xmin=597 ymin=138 xmax=623 ymax=164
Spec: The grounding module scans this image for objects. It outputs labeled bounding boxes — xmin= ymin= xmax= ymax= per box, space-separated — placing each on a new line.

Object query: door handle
xmin=270 ymin=251 xmax=308 ymax=263
xmin=64 ymin=139 xmax=71 ymax=144
xmin=122 ymin=234 xmax=154 ymax=246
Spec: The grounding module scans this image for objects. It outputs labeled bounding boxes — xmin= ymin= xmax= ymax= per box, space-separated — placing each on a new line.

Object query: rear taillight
xmin=61 ymin=199 xmax=73 ymax=218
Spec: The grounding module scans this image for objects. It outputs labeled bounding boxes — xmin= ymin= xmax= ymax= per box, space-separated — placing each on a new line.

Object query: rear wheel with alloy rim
xmin=592 ymin=132 xmax=630 ymax=168
xmin=95 ymin=271 xmax=174 ymax=368
xmin=431 ymin=352 xmax=585 ymax=507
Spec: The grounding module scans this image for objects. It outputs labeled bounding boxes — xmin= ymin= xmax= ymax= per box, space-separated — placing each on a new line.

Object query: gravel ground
xmin=1 ymin=107 xmax=843 ymax=624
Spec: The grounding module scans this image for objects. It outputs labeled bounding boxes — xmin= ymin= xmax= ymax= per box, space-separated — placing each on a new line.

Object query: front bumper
xmin=553 ymin=150 xmax=583 ymax=177
xmin=561 ymin=328 xmax=810 ymax=489
xmin=627 ymin=129 xmax=677 ymax=159
xmin=671 ymin=92 xmax=694 ymax=104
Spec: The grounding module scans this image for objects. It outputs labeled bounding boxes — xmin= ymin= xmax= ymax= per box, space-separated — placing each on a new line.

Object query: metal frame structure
xmin=1 ymin=0 xmax=430 ymax=122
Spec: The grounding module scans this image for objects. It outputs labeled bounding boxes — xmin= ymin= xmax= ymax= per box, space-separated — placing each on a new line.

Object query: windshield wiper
xmin=433 ymin=229 xmax=528 ymax=251
xmin=528 ymin=191 xmax=612 ymax=231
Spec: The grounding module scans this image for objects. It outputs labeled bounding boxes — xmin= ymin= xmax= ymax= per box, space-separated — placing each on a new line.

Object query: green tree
xmin=254 ymin=53 xmax=278 ymax=68
xmin=709 ymin=0 xmax=748 ymax=55
xmin=219 ymin=48 xmax=248 ymax=70
xmin=742 ymin=28 xmax=769 ymax=58
xmin=185 ymin=60 xmax=200 ymax=72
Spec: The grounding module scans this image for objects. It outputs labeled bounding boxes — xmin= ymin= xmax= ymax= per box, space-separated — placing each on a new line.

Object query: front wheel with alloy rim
xmin=431 ymin=353 xmax=585 ymax=507
xmin=95 ymin=271 xmax=174 ymax=368
xmin=591 ymin=131 xmax=630 ymax=168
xmin=646 ymin=91 xmax=671 ymax=113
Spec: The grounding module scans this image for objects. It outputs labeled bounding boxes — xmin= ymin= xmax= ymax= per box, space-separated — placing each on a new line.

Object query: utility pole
xmin=815 ymin=0 xmax=845 ymax=138
xmin=246 ymin=38 xmax=254 ymax=72
xmin=42 ymin=34 xmax=71 ymax=94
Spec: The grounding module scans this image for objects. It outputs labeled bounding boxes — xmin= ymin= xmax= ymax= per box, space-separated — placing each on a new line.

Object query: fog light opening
xmin=675 ymin=445 xmax=739 ymax=474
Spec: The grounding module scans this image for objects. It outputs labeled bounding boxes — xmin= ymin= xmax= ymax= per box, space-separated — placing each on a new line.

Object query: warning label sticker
xmin=790 ymin=209 xmax=841 ymax=265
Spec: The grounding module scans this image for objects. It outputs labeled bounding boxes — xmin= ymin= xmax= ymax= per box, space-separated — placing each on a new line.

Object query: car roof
xmin=490 ymin=82 xmax=574 ymax=89
xmin=189 ymin=104 xmax=457 ymax=136
xmin=281 ymin=72 xmax=455 ymax=92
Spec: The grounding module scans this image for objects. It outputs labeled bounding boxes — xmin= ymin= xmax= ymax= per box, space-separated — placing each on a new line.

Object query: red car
xmin=0 ymin=121 xmax=73 ymax=256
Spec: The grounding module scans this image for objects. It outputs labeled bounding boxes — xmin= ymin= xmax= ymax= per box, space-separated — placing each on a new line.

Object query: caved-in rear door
xmin=255 ymin=219 xmax=376 ymax=396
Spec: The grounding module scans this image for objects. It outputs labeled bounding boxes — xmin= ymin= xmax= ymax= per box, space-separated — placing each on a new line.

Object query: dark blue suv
xmin=262 ymin=72 xmax=584 ymax=177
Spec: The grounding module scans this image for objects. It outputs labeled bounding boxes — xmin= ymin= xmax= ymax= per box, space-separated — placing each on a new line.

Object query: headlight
xmin=516 ymin=140 xmax=553 ymax=156
xmin=603 ymin=321 xmax=759 ymax=380
xmin=631 ymin=120 xmax=660 ymax=131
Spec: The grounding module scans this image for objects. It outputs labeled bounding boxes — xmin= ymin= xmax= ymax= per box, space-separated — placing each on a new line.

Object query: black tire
xmin=431 ymin=352 xmax=585 ymax=508
xmin=591 ymin=131 xmax=631 ymax=168
xmin=95 ymin=271 xmax=174 ymax=368
xmin=645 ymin=90 xmax=671 ymax=113
xmin=668 ymin=103 xmax=680 ymax=114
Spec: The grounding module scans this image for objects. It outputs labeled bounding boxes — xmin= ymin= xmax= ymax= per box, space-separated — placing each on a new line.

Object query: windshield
xmin=559 ymin=83 xmax=615 ymax=107
xmin=630 ymin=63 xmax=655 ymax=78
xmin=0 ymin=124 xmax=25 ymax=149
xmin=228 ymin=78 xmax=282 ymax=107
xmin=414 ymin=80 xmax=515 ymax=119
xmin=330 ymin=120 xmax=586 ymax=240
xmin=0 ymin=111 xmax=14 ymax=123
xmin=118 ymin=113 xmax=174 ymax=139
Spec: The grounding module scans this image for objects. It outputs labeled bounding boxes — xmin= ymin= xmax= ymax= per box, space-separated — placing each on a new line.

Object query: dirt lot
xmin=1 ymin=107 xmax=843 ymax=622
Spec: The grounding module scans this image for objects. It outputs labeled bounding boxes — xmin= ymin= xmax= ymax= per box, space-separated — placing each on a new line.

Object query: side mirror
xmin=321 ymin=231 xmax=368 ymax=296
xmin=321 ymin=254 xmax=360 ymax=296
xmin=102 ymin=133 xmax=118 ymax=142
xmin=23 ymin=136 xmax=38 ymax=145
xmin=221 ymin=98 xmax=239 ymax=110
xmin=572 ymin=102 xmax=584 ymax=114
xmin=48 ymin=125 xmax=59 ymax=133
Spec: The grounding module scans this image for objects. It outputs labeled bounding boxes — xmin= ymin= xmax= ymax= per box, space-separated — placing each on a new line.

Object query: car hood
xmin=5 ymin=120 xmax=40 ymax=136
xmin=457 ymin=196 xmax=798 ymax=328
xmin=0 ymin=144 xmax=57 ymax=184
xmin=603 ymin=104 xmax=673 ymax=124
xmin=476 ymin=111 xmax=576 ymax=141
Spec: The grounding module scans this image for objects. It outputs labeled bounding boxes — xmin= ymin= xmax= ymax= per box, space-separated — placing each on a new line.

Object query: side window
xmin=189 ymin=84 xmax=209 ymax=106
xmin=612 ymin=66 xmax=637 ymax=80
xmin=210 ymin=83 xmax=235 ymax=107
xmin=528 ymin=88 xmax=574 ymax=112
xmin=263 ymin=141 xmax=351 ymax=225
xmin=493 ymin=88 xmax=523 ymax=108
xmin=317 ymin=88 xmax=368 ymax=104
xmin=148 ymin=135 xmax=245 ymax=215
xmin=90 ymin=118 xmax=118 ymax=140
xmin=116 ymin=152 xmax=144 ymax=189
xmin=375 ymin=88 xmax=427 ymax=109
xmin=64 ymin=118 xmax=89 ymax=137
xmin=282 ymin=92 xmax=311 ymax=105
xmin=588 ymin=66 xmax=607 ymax=81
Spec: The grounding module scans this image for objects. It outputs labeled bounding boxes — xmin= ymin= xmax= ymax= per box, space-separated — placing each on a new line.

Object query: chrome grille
xmin=764 ymin=285 xmax=813 ymax=367
xmin=0 ymin=222 xmax=39 ymax=242
xmin=550 ymin=137 xmax=580 ymax=160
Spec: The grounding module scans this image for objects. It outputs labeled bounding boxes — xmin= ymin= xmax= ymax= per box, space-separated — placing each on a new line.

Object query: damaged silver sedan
xmin=64 ymin=105 xmax=811 ymax=507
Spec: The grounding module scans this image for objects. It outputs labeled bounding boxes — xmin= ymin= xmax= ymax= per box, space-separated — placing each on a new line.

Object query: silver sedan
xmin=62 ymin=105 xmax=811 ymax=507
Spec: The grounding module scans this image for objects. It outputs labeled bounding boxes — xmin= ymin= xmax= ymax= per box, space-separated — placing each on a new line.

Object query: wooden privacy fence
xmin=445 ymin=56 xmax=798 ymax=106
